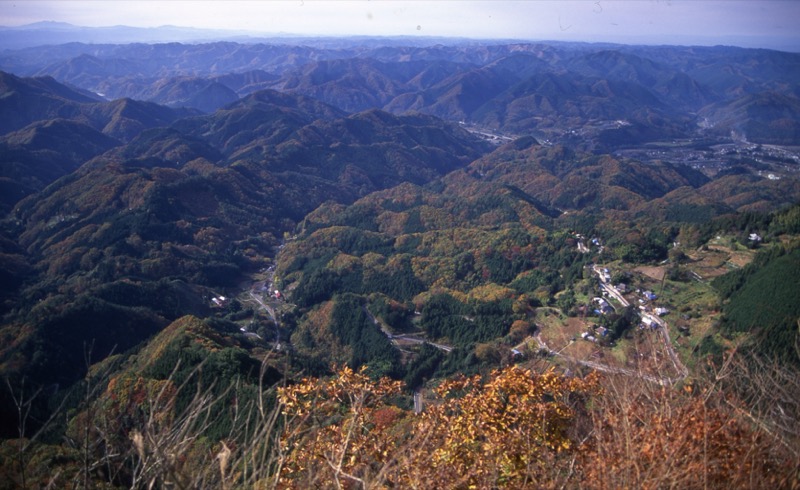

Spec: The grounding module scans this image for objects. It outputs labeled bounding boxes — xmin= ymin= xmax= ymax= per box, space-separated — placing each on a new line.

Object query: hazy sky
xmin=2 ymin=0 xmax=799 ymax=49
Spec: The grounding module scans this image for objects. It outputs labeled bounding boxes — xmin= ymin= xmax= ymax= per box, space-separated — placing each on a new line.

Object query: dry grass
xmin=635 ymin=265 xmax=666 ymax=281
xmin=4 ymin=346 xmax=799 ymax=489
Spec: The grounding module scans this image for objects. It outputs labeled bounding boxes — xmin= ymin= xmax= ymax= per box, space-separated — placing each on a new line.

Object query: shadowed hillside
xmin=0 ymin=36 xmax=799 ymax=488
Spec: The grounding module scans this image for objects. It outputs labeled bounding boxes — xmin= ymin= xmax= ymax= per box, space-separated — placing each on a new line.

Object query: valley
xmin=614 ymin=139 xmax=800 ymax=179
xmin=0 ymin=28 xmax=799 ymax=488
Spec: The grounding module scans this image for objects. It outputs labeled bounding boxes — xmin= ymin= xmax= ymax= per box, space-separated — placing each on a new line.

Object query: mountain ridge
xmin=4 ymin=41 xmax=799 ymax=145
xmin=0 ymin=37 xmax=799 ymax=487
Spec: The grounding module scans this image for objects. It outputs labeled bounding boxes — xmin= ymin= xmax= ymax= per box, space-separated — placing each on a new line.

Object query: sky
xmin=2 ymin=0 xmax=799 ymax=49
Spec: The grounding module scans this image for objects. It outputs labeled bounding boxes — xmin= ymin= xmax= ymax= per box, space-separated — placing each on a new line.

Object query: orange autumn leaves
xmin=277 ymin=366 xmax=599 ymax=488
xmin=276 ymin=365 xmax=798 ymax=489
xmin=277 ymin=366 xmax=405 ymax=488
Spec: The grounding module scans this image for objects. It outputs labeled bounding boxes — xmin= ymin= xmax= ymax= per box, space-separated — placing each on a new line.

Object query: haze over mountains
xmin=1 ymin=21 xmax=800 ymax=487
xmin=4 ymin=32 xmax=799 ymax=143
xmin=2 ymin=24 xmax=799 ymax=382
xmin=0 ymin=21 xmax=271 ymax=49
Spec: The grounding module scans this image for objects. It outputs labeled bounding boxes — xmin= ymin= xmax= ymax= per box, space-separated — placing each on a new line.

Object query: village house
xmin=211 ymin=296 xmax=229 ymax=308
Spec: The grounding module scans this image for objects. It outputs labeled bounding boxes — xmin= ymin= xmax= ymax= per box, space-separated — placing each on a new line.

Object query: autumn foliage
xmin=277 ymin=366 xmax=406 ymax=488
xmin=278 ymin=365 xmax=596 ymax=488
xmin=580 ymin=380 xmax=797 ymax=489
xmin=274 ymin=364 xmax=798 ymax=489
xmin=2 ymin=359 xmax=799 ymax=489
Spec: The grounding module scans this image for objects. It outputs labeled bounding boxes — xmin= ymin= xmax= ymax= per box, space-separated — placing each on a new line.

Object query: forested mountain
xmin=0 ymin=74 xmax=488 ymax=397
xmin=460 ymin=139 xmax=711 ymax=208
xmin=0 ymin=35 xmax=799 ymax=487
xmin=699 ymin=91 xmax=800 ymax=143
xmin=0 ymin=71 xmax=196 ymax=140
xmin=4 ymin=40 xmax=799 ymax=142
xmin=0 ymin=119 xmax=120 ymax=212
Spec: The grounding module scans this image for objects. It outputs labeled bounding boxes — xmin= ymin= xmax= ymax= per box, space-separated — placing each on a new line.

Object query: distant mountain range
xmin=3 ymin=39 xmax=798 ymax=145
xmin=1 ymin=34 xmax=799 ymax=448
xmin=0 ymin=21 xmax=484 ymax=50
xmin=0 ymin=21 xmax=264 ymax=49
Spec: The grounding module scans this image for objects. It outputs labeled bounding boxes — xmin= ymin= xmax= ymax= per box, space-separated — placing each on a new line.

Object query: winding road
xmin=530 ymin=333 xmax=685 ymax=386
xmin=244 ymin=263 xmax=285 ymax=350
xmin=364 ymin=306 xmax=453 ymax=353
xmin=591 ymin=265 xmax=687 ymax=383
xmin=516 ymin=266 xmax=688 ymax=386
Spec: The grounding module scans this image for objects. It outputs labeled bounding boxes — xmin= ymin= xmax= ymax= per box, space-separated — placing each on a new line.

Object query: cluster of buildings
xmin=580 ymin=265 xmax=674 ymax=342
xmin=580 ymin=325 xmax=609 ymax=343
xmin=211 ymin=295 xmax=229 ymax=308
xmin=636 ymin=289 xmax=669 ymax=329
xmin=592 ymin=297 xmax=614 ymax=316
xmin=574 ymin=233 xmax=605 ymax=255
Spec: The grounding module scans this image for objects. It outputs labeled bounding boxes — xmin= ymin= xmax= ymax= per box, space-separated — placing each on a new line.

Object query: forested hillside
xmin=0 ymin=35 xmax=799 ymax=487
xmin=0 ymin=77 xmax=489 ymax=399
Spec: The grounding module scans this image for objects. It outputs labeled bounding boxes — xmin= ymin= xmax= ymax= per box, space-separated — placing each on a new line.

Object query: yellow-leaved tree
xmin=277 ymin=365 xmax=599 ymax=488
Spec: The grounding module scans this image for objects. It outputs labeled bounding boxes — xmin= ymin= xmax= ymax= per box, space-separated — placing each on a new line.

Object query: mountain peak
xmin=9 ymin=21 xmax=78 ymax=30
